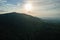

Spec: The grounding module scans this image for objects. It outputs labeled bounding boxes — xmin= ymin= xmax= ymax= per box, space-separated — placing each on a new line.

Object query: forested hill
xmin=0 ymin=12 xmax=60 ymax=40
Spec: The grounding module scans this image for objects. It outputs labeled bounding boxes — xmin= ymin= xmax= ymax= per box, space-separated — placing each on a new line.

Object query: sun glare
xmin=24 ymin=3 xmax=32 ymax=12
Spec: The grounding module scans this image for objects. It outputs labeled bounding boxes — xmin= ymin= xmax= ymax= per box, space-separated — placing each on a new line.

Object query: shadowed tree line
xmin=0 ymin=12 xmax=60 ymax=40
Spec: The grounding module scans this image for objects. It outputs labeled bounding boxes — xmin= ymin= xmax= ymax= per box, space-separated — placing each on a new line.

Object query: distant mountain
xmin=43 ymin=18 xmax=60 ymax=23
xmin=0 ymin=12 xmax=60 ymax=40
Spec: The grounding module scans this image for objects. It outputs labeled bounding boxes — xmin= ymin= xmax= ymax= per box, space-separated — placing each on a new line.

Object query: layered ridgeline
xmin=0 ymin=12 xmax=60 ymax=40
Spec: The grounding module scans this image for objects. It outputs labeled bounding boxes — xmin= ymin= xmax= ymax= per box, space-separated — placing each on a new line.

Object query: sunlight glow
xmin=24 ymin=3 xmax=32 ymax=12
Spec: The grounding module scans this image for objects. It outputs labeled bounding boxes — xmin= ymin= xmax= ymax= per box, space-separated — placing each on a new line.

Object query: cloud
xmin=0 ymin=0 xmax=7 ymax=2
xmin=0 ymin=10 xmax=6 ymax=12
xmin=0 ymin=0 xmax=60 ymax=17
xmin=0 ymin=0 xmax=60 ymax=12
xmin=28 ymin=0 xmax=60 ymax=15
xmin=31 ymin=0 xmax=60 ymax=10
xmin=0 ymin=0 xmax=7 ymax=6
xmin=0 ymin=0 xmax=24 ymax=13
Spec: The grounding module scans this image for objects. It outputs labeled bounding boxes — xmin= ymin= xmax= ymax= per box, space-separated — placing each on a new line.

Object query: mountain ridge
xmin=0 ymin=12 xmax=60 ymax=40
xmin=0 ymin=12 xmax=45 ymax=32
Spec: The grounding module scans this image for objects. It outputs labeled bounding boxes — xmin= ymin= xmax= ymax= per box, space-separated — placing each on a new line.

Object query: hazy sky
xmin=0 ymin=0 xmax=60 ymax=17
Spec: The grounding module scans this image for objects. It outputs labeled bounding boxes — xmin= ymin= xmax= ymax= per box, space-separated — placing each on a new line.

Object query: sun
xmin=24 ymin=3 xmax=32 ymax=13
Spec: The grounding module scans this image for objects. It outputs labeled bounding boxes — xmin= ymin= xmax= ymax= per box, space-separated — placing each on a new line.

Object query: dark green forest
xmin=0 ymin=12 xmax=60 ymax=40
